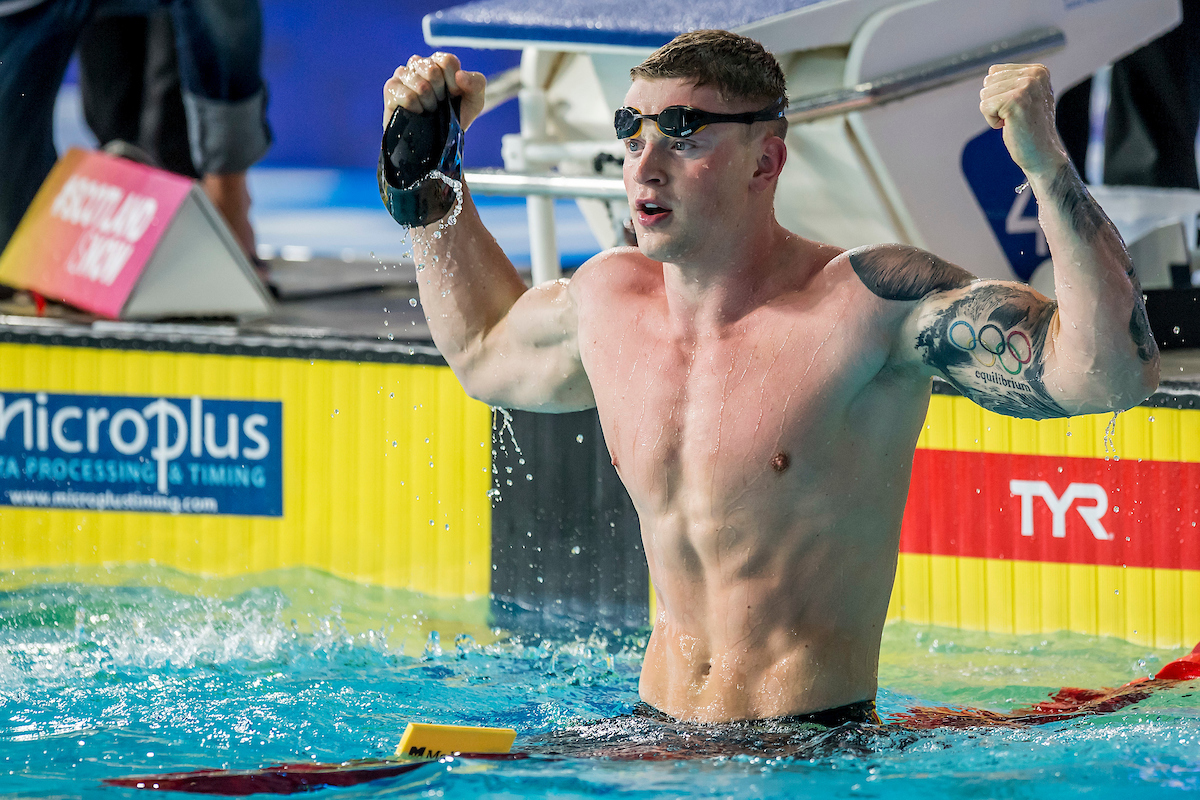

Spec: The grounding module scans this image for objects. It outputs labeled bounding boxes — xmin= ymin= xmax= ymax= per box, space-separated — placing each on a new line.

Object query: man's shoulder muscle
xmin=571 ymin=246 xmax=662 ymax=300
xmin=845 ymin=243 xmax=974 ymax=302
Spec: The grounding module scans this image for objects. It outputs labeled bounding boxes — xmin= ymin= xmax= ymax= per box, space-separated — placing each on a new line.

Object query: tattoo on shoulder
xmin=849 ymin=245 xmax=974 ymax=302
xmin=917 ymin=285 xmax=1069 ymax=419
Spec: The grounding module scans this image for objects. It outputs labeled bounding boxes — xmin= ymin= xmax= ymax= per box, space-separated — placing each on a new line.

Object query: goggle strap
xmin=615 ymin=98 xmax=786 ymax=139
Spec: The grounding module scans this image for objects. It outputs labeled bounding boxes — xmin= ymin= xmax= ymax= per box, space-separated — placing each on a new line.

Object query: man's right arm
xmin=386 ymin=54 xmax=596 ymax=412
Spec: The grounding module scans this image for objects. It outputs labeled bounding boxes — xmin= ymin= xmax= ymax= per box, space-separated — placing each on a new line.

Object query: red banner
xmin=901 ymin=448 xmax=1200 ymax=570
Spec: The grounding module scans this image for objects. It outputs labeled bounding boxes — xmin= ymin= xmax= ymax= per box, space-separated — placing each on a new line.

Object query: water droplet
xmin=423 ymin=630 xmax=443 ymax=659
xmin=571 ymin=546 xmax=581 ymax=555
xmin=576 ymin=434 xmax=584 ymax=443
xmin=410 ymin=298 xmax=418 ymax=307
xmin=525 ymin=474 xmax=533 ymax=481
xmin=1174 ymin=326 xmax=1181 ymax=334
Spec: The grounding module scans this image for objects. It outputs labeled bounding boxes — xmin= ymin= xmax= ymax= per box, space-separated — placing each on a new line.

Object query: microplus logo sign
xmin=1009 ymin=479 xmax=1112 ymax=541
xmin=0 ymin=391 xmax=282 ymax=517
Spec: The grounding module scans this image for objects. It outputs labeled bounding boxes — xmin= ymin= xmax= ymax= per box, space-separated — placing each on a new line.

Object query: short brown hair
xmin=631 ymin=30 xmax=788 ymax=134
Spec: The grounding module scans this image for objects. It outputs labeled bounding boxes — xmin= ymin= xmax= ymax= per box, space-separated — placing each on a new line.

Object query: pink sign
xmin=0 ymin=148 xmax=193 ymax=318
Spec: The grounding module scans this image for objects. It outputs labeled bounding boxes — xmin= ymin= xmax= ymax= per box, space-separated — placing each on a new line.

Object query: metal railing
xmin=786 ymin=27 xmax=1065 ymax=123
xmin=462 ymin=169 xmax=626 ymax=200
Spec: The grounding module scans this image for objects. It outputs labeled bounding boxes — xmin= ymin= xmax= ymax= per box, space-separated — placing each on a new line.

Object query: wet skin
xmin=387 ymin=58 xmax=1159 ymax=722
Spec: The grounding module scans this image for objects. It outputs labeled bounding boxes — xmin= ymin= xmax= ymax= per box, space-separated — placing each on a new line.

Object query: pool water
xmin=1 ymin=566 xmax=1197 ymax=798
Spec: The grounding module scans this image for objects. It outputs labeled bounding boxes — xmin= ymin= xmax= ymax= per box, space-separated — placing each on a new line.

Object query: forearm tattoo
xmin=918 ymin=286 xmax=1068 ymax=419
xmin=1047 ymin=161 xmax=1106 ymax=244
xmin=1124 ymin=261 xmax=1158 ymax=364
xmin=1048 ymin=162 xmax=1158 ymax=364
xmin=849 ymin=245 xmax=973 ymax=301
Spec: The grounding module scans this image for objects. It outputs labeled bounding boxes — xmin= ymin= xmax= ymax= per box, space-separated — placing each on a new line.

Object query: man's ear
xmin=750 ymin=134 xmax=787 ymax=190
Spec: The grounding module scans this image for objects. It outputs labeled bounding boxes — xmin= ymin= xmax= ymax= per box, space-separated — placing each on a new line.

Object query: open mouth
xmin=636 ymin=200 xmax=672 ymax=225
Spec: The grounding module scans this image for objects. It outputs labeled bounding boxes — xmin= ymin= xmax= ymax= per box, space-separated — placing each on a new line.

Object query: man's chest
xmin=577 ymin=288 xmax=888 ymax=502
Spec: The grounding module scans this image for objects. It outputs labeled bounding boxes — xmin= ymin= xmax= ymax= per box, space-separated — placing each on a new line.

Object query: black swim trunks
xmin=528 ymin=698 xmax=888 ymax=760
xmin=632 ymin=698 xmax=882 ymax=728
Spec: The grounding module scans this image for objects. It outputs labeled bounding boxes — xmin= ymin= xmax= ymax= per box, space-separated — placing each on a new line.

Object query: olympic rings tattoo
xmin=948 ymin=320 xmax=1032 ymax=375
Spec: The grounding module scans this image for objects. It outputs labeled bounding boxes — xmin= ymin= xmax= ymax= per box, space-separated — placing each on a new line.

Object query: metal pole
xmin=786 ymin=27 xmax=1065 ymax=123
xmin=518 ymin=49 xmax=561 ymax=285
xmin=463 ymin=170 xmax=626 ymax=200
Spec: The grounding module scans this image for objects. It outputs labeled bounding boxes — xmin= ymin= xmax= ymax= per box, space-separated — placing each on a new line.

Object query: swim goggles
xmin=614 ymin=97 xmax=785 ymax=139
xmin=379 ymin=94 xmax=464 ymax=227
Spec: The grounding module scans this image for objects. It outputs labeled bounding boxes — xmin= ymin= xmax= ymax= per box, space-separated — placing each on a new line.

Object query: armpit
xmin=848 ymin=244 xmax=974 ymax=302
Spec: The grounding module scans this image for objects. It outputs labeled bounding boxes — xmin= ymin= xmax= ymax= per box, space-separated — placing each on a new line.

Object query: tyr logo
xmin=1008 ymin=480 xmax=1113 ymax=541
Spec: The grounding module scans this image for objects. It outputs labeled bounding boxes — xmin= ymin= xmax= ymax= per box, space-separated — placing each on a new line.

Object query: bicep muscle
xmin=912 ymin=282 xmax=1067 ymax=419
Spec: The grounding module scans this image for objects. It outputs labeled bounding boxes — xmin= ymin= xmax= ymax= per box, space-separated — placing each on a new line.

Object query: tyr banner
xmin=903 ymin=447 xmax=1200 ymax=570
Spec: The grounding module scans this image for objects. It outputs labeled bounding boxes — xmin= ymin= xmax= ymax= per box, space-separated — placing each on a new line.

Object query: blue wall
xmin=259 ymin=0 xmax=522 ymax=169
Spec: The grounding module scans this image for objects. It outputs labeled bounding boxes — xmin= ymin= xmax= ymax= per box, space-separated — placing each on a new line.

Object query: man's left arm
xmin=855 ymin=64 xmax=1159 ymax=419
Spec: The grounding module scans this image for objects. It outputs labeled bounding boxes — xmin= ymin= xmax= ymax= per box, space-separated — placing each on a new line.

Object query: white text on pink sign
xmin=50 ymin=175 xmax=159 ymax=286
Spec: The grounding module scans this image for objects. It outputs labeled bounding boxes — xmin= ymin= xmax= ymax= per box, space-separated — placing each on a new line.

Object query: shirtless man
xmin=385 ymin=30 xmax=1160 ymax=725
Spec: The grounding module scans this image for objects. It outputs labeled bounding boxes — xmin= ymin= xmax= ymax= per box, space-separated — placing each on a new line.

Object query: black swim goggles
xmin=614 ymin=97 xmax=786 ymax=139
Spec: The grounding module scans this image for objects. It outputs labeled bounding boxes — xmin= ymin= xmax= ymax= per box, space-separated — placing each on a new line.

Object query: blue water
xmin=1 ymin=567 xmax=1197 ymax=798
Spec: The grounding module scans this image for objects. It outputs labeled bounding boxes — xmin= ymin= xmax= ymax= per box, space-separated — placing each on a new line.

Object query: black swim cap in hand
xmin=379 ymin=94 xmax=464 ymax=227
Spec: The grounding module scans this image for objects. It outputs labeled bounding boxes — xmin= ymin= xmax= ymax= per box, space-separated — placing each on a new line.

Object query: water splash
xmin=489 ymin=407 xmax=526 ymax=503
xmin=407 ymin=170 xmax=465 ymax=273
xmin=1103 ymin=411 xmax=1120 ymax=461
xmin=422 ymin=630 xmax=443 ymax=660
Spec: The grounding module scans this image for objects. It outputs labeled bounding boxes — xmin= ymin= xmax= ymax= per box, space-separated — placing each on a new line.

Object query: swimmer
xmin=384 ymin=31 xmax=1159 ymax=725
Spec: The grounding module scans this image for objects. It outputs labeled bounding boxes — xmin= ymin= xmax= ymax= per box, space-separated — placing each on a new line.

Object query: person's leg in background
xmin=0 ymin=0 xmax=96 ymax=249
xmin=169 ymin=0 xmax=271 ymax=260
xmin=1055 ymin=0 xmax=1199 ymax=190
xmin=1103 ymin=0 xmax=1199 ymax=188
xmin=77 ymin=12 xmax=147 ymax=148
xmin=77 ymin=8 xmax=200 ymax=178
xmin=140 ymin=8 xmax=199 ymax=178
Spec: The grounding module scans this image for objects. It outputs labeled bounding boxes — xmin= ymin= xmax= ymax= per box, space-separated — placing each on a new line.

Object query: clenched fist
xmin=980 ymin=64 xmax=1070 ymax=178
xmin=384 ymin=52 xmax=487 ymax=130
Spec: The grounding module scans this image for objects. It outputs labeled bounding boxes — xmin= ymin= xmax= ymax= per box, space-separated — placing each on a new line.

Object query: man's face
xmin=620 ymin=78 xmax=766 ymax=264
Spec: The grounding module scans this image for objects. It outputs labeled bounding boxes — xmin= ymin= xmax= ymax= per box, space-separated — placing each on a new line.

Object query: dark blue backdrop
xmin=259 ymin=0 xmax=521 ymax=168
